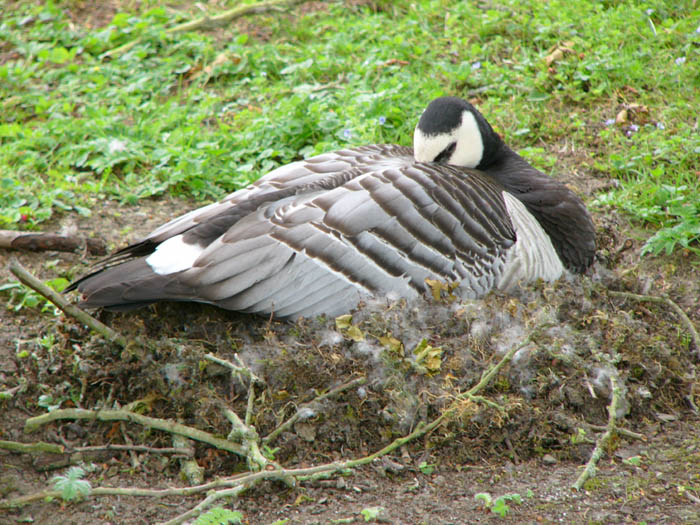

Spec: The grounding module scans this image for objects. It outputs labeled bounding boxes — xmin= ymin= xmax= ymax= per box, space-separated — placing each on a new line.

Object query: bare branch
xmin=573 ymin=375 xmax=622 ymax=490
xmin=0 ymin=230 xmax=106 ymax=255
xmin=8 ymin=260 xmax=128 ymax=348
xmin=0 ymin=440 xmax=64 ymax=455
xmin=23 ymin=408 xmax=245 ymax=457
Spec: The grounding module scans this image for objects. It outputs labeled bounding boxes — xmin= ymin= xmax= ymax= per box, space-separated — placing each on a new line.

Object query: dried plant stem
xmin=608 ymin=289 xmax=699 ymax=352
xmin=24 ymin=408 xmax=245 ymax=457
xmin=8 ymin=260 xmax=127 ymax=348
xmin=203 ymin=353 xmax=263 ymax=385
xmin=586 ymin=423 xmax=644 ymax=441
xmin=0 ymin=230 xmax=106 ymax=254
xmin=0 ymin=440 xmax=64 ymax=455
xmin=573 ymin=376 xmax=622 ymax=490
xmin=263 ymin=376 xmax=367 ymax=445
xmin=105 ymin=0 xmax=307 ymax=58
xmin=74 ymin=444 xmax=193 ymax=456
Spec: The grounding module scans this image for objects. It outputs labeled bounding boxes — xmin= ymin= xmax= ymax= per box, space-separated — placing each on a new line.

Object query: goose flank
xmin=67 ymin=96 xmax=596 ymax=319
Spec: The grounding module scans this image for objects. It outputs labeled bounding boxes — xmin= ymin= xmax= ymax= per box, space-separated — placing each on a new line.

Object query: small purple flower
xmin=378 ymin=116 xmax=386 ymax=125
xmin=343 ymin=129 xmax=352 ymax=139
xmin=645 ymin=8 xmax=654 ymax=15
xmin=625 ymin=124 xmax=639 ymax=137
xmin=656 ymin=122 xmax=665 ymax=130
xmin=471 ymin=61 xmax=481 ymax=70
xmin=675 ymin=56 xmax=686 ymax=65
xmin=604 ymin=118 xmax=615 ymax=127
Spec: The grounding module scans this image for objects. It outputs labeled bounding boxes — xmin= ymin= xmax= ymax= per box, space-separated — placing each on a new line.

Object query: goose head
xmin=413 ymin=96 xmax=504 ymax=169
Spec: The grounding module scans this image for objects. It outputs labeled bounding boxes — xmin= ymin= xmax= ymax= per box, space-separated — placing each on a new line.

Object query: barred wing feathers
xmin=71 ymin=145 xmax=518 ymax=319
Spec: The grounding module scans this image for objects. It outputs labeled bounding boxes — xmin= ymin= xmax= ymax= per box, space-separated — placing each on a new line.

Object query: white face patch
xmin=413 ymin=110 xmax=484 ymax=168
xmin=413 ymin=127 xmax=453 ymax=163
xmin=451 ymin=110 xmax=484 ymax=168
xmin=145 ymin=234 xmax=204 ymax=275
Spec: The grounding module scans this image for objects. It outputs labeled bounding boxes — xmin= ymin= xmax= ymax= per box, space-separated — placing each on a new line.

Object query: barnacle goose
xmin=68 ymin=96 xmax=596 ymax=319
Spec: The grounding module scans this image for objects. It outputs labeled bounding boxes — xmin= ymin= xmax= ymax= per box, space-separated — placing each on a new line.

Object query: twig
xmin=585 ymin=423 xmax=644 ymax=441
xmin=263 ymin=377 xmax=367 ymax=445
xmin=245 ymin=380 xmax=256 ymax=427
xmin=173 ymin=434 xmax=203 ymax=485
xmin=120 ymin=422 xmax=140 ymax=469
xmin=8 ymin=260 xmax=127 ymax=348
xmin=203 ymin=353 xmax=263 ymax=385
xmin=104 ymin=0 xmax=307 ymax=58
xmin=23 ymin=408 xmax=245 ymax=457
xmin=0 ymin=440 xmax=64 ymax=455
xmin=0 ymin=230 xmax=106 ymax=255
xmin=73 ymin=444 xmax=192 ymax=456
xmin=0 ymin=383 xmax=24 ymax=399
xmin=573 ymin=375 xmax=622 ymax=490
xmin=218 ymin=402 xmax=272 ymax=473
xmin=608 ymin=289 xmax=699 ymax=353
xmin=557 ymin=414 xmax=645 ymax=441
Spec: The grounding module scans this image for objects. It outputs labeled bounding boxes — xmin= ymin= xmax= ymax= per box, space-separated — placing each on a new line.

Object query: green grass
xmin=1 ymin=0 xmax=698 ymax=256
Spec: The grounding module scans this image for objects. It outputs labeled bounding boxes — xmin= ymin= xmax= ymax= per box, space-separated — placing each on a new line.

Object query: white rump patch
xmin=145 ymin=234 xmax=204 ymax=275
xmin=498 ymin=192 xmax=564 ymax=290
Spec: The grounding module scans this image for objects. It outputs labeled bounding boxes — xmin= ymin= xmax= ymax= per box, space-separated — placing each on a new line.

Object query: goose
xmin=67 ymin=96 xmax=596 ymax=319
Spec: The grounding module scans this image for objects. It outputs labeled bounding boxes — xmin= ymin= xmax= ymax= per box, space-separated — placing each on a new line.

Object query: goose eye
xmin=434 ymin=142 xmax=456 ymax=163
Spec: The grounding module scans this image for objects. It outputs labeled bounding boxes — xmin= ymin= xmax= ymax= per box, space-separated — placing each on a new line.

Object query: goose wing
xmin=72 ymin=146 xmax=517 ymax=318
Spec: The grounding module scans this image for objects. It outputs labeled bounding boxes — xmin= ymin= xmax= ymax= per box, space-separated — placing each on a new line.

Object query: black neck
xmin=482 ymin=147 xmax=596 ymax=273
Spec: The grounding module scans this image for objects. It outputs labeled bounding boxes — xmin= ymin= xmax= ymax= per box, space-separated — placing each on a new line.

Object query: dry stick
xmin=173 ymin=434 xmax=203 ymax=485
xmin=263 ymin=376 xmax=368 ymax=445
xmin=104 ymin=0 xmax=307 ymax=58
xmin=8 ymin=260 xmax=127 ymax=348
xmin=608 ymin=289 xmax=699 ymax=352
xmin=558 ymin=414 xmax=645 ymax=442
xmin=73 ymin=444 xmax=192 ymax=456
xmin=0 ymin=463 xmax=305 ymax=510
xmin=24 ymin=408 xmax=245 ymax=457
xmin=0 ymin=230 xmax=107 ymax=255
xmin=203 ymin=353 xmax=263 ymax=385
xmin=218 ymin=402 xmax=272 ymax=474
xmin=0 ymin=440 xmax=64 ymax=455
xmin=0 ymin=440 xmax=192 ymax=459
xmin=572 ymin=375 xmax=622 ymax=491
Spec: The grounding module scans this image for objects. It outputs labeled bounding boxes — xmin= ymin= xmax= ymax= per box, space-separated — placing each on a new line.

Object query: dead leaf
xmin=425 ymin=278 xmax=459 ymax=303
xmin=413 ymin=339 xmax=443 ymax=374
xmin=335 ymin=314 xmax=353 ymax=330
xmin=615 ymin=108 xmax=628 ymax=125
xmin=345 ymin=324 xmax=365 ymax=342
xmin=545 ymin=48 xmax=565 ymax=66
xmin=544 ymin=42 xmax=576 ymax=66
xmin=379 ymin=333 xmax=404 ymax=355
